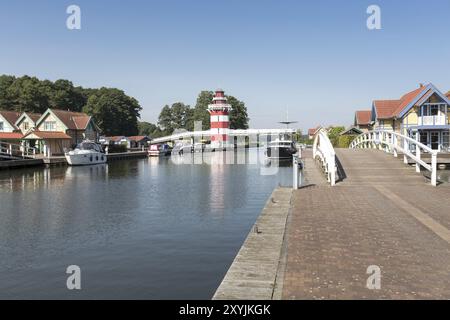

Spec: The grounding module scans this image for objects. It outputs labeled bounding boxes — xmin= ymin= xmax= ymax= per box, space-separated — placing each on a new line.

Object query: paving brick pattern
xmin=282 ymin=149 xmax=450 ymax=299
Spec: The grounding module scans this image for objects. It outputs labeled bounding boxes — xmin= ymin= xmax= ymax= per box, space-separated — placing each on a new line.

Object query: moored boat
xmin=265 ymin=139 xmax=297 ymax=159
xmin=148 ymin=143 xmax=172 ymax=157
xmin=65 ymin=141 xmax=107 ymax=166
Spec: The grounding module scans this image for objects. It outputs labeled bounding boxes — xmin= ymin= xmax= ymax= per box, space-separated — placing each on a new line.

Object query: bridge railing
xmin=0 ymin=141 xmax=36 ymax=159
xmin=313 ymin=128 xmax=336 ymax=186
xmin=350 ymin=130 xmax=438 ymax=186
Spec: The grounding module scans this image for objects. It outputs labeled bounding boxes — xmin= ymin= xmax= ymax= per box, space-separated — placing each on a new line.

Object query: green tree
xmin=0 ymin=75 xmax=16 ymax=110
xmin=6 ymin=76 xmax=51 ymax=113
xmin=48 ymin=79 xmax=87 ymax=111
xmin=158 ymin=105 xmax=173 ymax=134
xmin=157 ymin=102 xmax=193 ymax=135
xmin=83 ymin=88 xmax=142 ymax=136
xmin=193 ymin=91 xmax=214 ymax=130
xmin=327 ymin=126 xmax=346 ymax=147
xmin=227 ymin=95 xmax=249 ymax=129
xmin=138 ymin=121 xmax=164 ymax=138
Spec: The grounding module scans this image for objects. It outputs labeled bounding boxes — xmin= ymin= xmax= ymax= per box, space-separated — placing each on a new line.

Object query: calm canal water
xmin=0 ymin=150 xmax=291 ymax=299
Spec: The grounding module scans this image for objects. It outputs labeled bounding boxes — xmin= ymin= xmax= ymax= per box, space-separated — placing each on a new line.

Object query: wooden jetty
xmin=0 ymin=158 xmax=44 ymax=169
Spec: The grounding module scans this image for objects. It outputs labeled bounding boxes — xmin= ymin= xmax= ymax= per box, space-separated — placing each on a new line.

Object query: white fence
xmin=0 ymin=141 xmax=36 ymax=159
xmin=313 ymin=128 xmax=337 ymax=186
xmin=350 ymin=130 xmax=438 ymax=186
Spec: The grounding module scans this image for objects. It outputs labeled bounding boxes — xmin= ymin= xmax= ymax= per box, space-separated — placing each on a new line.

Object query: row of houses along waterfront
xmin=353 ymin=83 xmax=450 ymax=152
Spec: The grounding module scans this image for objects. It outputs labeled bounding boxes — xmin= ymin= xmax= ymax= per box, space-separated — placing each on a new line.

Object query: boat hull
xmin=266 ymin=146 xmax=297 ymax=159
xmin=65 ymin=152 xmax=107 ymax=166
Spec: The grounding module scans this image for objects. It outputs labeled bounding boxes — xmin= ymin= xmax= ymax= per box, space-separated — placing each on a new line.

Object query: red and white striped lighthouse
xmin=208 ymin=89 xmax=232 ymax=149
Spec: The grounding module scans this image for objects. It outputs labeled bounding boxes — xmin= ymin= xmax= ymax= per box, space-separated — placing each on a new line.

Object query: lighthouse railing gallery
xmin=313 ymin=128 xmax=337 ymax=186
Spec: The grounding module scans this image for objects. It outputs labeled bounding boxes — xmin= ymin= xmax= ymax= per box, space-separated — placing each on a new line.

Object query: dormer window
xmin=23 ymin=121 xmax=29 ymax=130
xmin=43 ymin=121 xmax=56 ymax=131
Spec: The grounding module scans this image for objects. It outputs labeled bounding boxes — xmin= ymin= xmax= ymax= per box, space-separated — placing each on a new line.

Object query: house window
xmin=0 ymin=122 xmax=3 ymax=131
xmin=443 ymin=132 xmax=450 ymax=150
xmin=43 ymin=121 xmax=56 ymax=131
xmin=420 ymin=131 xmax=428 ymax=145
xmin=430 ymin=132 xmax=439 ymax=150
xmin=423 ymin=103 xmax=445 ymax=116
xmin=430 ymin=105 xmax=439 ymax=116
xmin=23 ymin=122 xmax=29 ymax=130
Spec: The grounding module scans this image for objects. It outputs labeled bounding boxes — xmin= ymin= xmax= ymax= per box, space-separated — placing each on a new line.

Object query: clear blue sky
xmin=0 ymin=0 xmax=449 ymax=130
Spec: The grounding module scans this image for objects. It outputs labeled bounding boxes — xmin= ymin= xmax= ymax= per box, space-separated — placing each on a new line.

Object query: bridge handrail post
xmin=403 ymin=136 xmax=408 ymax=164
xmin=393 ymin=134 xmax=398 ymax=157
xmin=431 ymin=152 xmax=437 ymax=186
xmin=415 ymin=132 xmax=421 ymax=173
xmin=329 ymin=151 xmax=336 ymax=186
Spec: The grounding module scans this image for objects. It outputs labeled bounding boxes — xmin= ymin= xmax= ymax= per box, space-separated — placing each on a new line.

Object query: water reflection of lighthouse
xmin=208 ymin=89 xmax=232 ymax=149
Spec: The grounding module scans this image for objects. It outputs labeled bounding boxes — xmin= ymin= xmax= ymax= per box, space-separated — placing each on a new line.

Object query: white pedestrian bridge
xmin=150 ymin=128 xmax=296 ymax=144
xmin=306 ymin=129 xmax=441 ymax=187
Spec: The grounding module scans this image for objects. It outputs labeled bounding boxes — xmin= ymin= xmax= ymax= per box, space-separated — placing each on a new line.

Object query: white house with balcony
xmin=371 ymin=83 xmax=450 ymax=152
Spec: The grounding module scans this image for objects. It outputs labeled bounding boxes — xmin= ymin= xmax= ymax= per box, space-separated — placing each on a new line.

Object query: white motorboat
xmin=265 ymin=139 xmax=297 ymax=159
xmin=65 ymin=141 xmax=107 ymax=166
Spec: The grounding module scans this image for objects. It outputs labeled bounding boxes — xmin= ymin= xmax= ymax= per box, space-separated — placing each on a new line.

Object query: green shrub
xmin=337 ymin=135 xmax=356 ymax=148
xmin=105 ymin=144 xmax=128 ymax=153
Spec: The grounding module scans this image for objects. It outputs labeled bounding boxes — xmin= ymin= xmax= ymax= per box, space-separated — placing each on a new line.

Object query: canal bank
xmin=0 ymin=151 xmax=147 ymax=170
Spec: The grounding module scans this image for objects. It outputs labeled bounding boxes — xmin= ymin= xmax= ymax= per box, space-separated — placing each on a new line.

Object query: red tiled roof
xmin=393 ymin=86 xmax=429 ymax=116
xmin=72 ymin=116 xmax=91 ymax=129
xmin=0 ymin=111 xmax=21 ymax=129
xmin=355 ymin=110 xmax=372 ymax=125
xmin=27 ymin=113 xmax=42 ymax=123
xmin=107 ymin=136 xmax=126 ymax=142
xmin=308 ymin=126 xmax=321 ymax=136
xmin=16 ymin=112 xmax=42 ymax=126
xmin=127 ymin=136 xmax=149 ymax=142
xmin=373 ymin=85 xmax=429 ymax=119
xmin=50 ymin=109 xmax=92 ymax=130
xmin=0 ymin=132 xmax=24 ymax=140
xmin=25 ymin=131 xmax=71 ymax=139
xmin=373 ymin=100 xmax=401 ymax=119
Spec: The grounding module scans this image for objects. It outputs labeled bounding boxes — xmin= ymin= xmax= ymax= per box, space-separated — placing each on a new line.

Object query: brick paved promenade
xmin=281 ymin=149 xmax=450 ymax=299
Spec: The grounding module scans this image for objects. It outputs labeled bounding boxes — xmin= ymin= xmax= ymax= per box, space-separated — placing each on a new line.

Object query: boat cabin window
xmin=77 ymin=142 xmax=101 ymax=152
